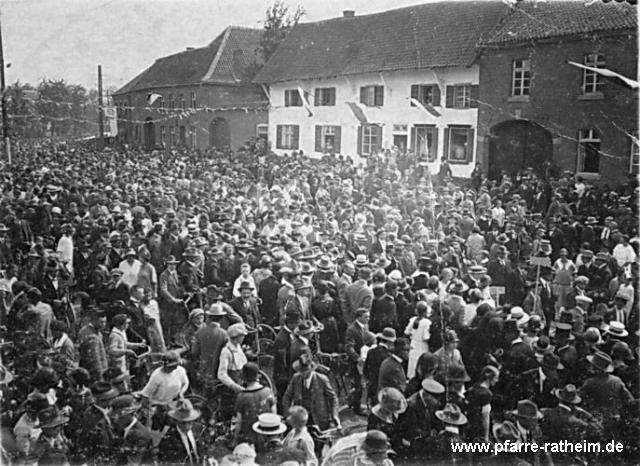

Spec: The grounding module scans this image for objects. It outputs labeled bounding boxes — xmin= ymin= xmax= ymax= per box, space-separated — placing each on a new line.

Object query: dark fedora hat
xmin=38 ymin=406 xmax=70 ymax=429
xmin=91 ymin=381 xmax=118 ymax=402
xmin=587 ymin=351 xmax=614 ymax=373
xmin=511 ymin=399 xmax=543 ymax=420
xmin=238 ymin=281 xmax=254 ymax=291
xmin=554 ymin=384 xmax=581 ymax=405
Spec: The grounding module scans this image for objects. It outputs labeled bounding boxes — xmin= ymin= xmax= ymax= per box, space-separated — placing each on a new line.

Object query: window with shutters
xmin=583 ymin=54 xmax=605 ymax=94
xmin=276 ymin=125 xmax=299 ymax=149
xmin=314 ymin=88 xmax=336 ymax=106
xmin=189 ymin=126 xmax=197 ymax=147
xmin=444 ymin=126 xmax=474 ymax=164
xmin=411 ymin=85 xmax=441 ymax=106
xmin=315 ymin=125 xmax=341 ymax=153
xmin=190 ymin=92 xmax=197 ymax=109
xmin=412 ymin=125 xmax=438 ymax=162
xmin=360 ymin=85 xmax=384 ymax=107
xmin=630 ymin=131 xmax=639 ymax=174
xmin=445 ymin=84 xmax=478 ymax=109
xmin=577 ymin=129 xmax=600 ymax=173
xmin=359 ymin=124 xmax=381 ymax=156
xmin=160 ymin=126 xmax=166 ymax=145
xmin=512 ymin=59 xmax=531 ymax=96
xmin=284 ymin=89 xmax=303 ymax=107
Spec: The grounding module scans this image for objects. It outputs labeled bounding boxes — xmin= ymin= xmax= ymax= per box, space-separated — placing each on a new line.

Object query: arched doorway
xmin=210 ymin=118 xmax=231 ymax=149
xmin=143 ymin=117 xmax=155 ymax=149
xmin=488 ymin=120 xmax=552 ymax=180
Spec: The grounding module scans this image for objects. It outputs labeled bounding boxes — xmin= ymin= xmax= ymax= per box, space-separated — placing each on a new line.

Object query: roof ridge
xmin=203 ymin=28 xmax=233 ymax=82
xmin=296 ymin=0 xmax=502 ymax=25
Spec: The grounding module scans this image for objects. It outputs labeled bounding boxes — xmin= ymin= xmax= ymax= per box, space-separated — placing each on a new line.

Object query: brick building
xmin=113 ymin=26 xmax=268 ymax=151
xmin=475 ymin=1 xmax=638 ymax=184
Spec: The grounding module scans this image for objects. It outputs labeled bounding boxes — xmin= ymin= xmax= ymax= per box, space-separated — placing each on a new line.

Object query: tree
xmin=259 ymin=0 xmax=305 ymax=62
xmin=5 ymin=81 xmax=41 ymax=138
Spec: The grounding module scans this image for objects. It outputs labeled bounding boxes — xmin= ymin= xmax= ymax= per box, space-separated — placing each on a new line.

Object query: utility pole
xmin=0 ymin=15 xmax=11 ymax=164
xmin=98 ymin=64 xmax=104 ymax=150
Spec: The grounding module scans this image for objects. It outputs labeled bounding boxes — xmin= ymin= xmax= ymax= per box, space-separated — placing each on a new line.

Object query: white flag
xmin=567 ymin=61 xmax=639 ymax=89
xmin=147 ymin=93 xmax=162 ymax=105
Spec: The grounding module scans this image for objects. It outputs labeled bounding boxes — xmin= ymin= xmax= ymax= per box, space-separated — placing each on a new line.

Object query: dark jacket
xmin=378 ymin=355 xmax=407 ymax=394
xmin=283 ymin=372 xmax=338 ymax=430
xmin=364 ymin=343 xmax=391 ymax=399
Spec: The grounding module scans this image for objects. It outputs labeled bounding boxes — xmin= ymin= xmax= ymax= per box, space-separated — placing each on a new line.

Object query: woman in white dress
xmin=404 ymin=301 xmax=432 ymax=379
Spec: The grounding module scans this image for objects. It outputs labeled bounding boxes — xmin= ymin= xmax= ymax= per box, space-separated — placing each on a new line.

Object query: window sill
xmin=577 ymin=93 xmax=604 ymax=101
xmin=448 ymin=160 xmax=472 ymax=165
xmin=508 ymin=95 xmax=530 ymax=103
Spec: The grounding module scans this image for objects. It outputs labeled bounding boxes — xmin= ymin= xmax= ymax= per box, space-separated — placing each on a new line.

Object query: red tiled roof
xmin=254 ymin=1 xmax=509 ymax=84
xmin=481 ymin=0 xmax=637 ymax=46
xmin=114 ymin=27 xmax=263 ymax=95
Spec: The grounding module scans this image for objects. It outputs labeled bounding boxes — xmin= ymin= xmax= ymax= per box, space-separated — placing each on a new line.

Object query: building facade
xmin=113 ymin=27 xmax=268 ymax=152
xmin=255 ymin=2 xmax=508 ymax=177
xmin=475 ymin=1 xmax=638 ymax=184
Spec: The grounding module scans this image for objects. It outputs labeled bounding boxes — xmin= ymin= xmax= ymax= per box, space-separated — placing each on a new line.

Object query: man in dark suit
xmin=345 ymin=267 xmax=373 ymax=325
xmin=78 ymin=382 xmax=118 ymax=464
xmin=502 ymin=319 xmax=536 ymax=379
xmin=258 ymin=265 xmax=281 ymax=327
xmin=538 ymin=267 xmax=555 ymax=325
xmin=378 ymin=338 xmax=410 ymax=394
xmin=158 ymin=399 xmax=204 ymax=465
xmin=191 ymin=305 xmax=228 ymax=398
xmin=345 ymin=308 xmax=373 ymax=414
xmin=228 ymin=281 xmax=261 ymax=329
xmin=272 ymin=311 xmax=301 ymax=407
xmin=364 ymin=328 xmax=395 ymax=406
xmin=486 ymin=246 xmax=511 ymax=287
xmin=515 ymin=353 xmax=563 ymax=409
xmin=158 ymin=255 xmax=185 ymax=343
xmin=369 ymin=283 xmax=398 ymax=334
xmin=283 ymin=354 xmax=339 ymax=430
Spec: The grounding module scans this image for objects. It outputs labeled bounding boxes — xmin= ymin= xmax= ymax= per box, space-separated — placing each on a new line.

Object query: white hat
xmin=252 ymin=413 xmax=286 ymax=435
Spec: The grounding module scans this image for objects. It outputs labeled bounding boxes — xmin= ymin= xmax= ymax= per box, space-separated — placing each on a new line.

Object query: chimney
xmin=343 ymin=10 xmax=355 ymax=18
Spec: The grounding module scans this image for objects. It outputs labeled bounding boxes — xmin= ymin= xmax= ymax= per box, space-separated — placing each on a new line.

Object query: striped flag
xmin=297 ymin=86 xmax=313 ymax=117
xmin=410 ymin=98 xmax=441 ymax=117
xmin=568 ymin=61 xmax=639 ymax=89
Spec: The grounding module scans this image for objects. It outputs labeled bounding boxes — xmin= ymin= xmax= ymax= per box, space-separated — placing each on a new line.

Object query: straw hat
xmin=252 ymin=413 xmax=287 ymax=435
xmin=605 ymin=321 xmax=628 ymax=338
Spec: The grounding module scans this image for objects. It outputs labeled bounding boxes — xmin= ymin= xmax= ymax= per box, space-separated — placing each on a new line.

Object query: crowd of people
xmin=0 ymin=137 xmax=638 ymax=466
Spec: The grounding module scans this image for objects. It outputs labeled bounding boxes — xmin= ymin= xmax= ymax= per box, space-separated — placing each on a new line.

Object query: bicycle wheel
xmin=258 ymin=324 xmax=277 ymax=341
xmin=258 ymin=369 xmax=274 ymax=393
xmin=184 ymin=393 xmax=216 ymax=424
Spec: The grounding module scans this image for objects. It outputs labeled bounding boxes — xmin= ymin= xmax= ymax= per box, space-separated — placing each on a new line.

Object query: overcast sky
xmin=0 ymin=0 xmax=456 ymax=90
